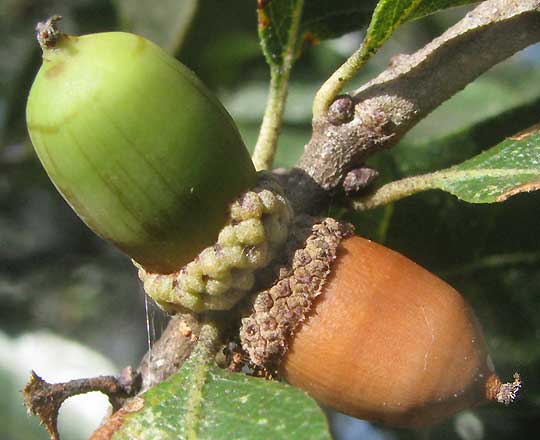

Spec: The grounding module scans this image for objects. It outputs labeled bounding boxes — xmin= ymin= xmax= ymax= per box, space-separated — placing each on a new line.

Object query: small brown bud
xmin=327 ymin=95 xmax=355 ymax=125
xmin=343 ymin=167 xmax=379 ymax=194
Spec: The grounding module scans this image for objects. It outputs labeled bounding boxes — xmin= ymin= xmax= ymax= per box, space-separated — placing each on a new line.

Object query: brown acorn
xmin=280 ymin=236 xmax=520 ymax=427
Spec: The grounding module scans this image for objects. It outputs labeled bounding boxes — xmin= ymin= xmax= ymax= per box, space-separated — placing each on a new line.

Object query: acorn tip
xmin=486 ymin=372 xmax=521 ymax=405
xmin=35 ymin=15 xmax=64 ymax=51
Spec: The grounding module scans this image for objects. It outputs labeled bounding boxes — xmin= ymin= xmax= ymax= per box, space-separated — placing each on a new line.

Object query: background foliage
xmin=1 ymin=0 xmax=539 ymax=439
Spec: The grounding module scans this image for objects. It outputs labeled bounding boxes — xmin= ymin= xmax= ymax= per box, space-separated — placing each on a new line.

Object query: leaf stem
xmin=352 ymin=174 xmax=435 ymax=211
xmin=252 ymin=71 xmax=291 ymax=171
xmin=353 ymin=167 xmax=540 ymax=211
xmin=184 ymin=316 xmax=221 ymax=439
xmin=311 ymin=0 xmax=433 ymax=120
xmin=190 ymin=316 xmax=221 ymax=361
xmin=252 ymin=0 xmax=304 ymax=171
xmin=312 ymin=45 xmax=371 ymax=120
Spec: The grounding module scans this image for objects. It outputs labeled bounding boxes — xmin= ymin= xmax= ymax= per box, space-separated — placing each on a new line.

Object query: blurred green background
xmin=1 ymin=1 xmax=539 ymax=439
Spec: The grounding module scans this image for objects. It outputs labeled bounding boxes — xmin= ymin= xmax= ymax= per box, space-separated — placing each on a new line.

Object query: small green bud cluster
xmin=137 ymin=174 xmax=293 ymax=312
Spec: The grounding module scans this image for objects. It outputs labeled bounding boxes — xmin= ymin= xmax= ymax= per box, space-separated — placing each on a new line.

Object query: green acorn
xmin=27 ymin=17 xmax=257 ymax=274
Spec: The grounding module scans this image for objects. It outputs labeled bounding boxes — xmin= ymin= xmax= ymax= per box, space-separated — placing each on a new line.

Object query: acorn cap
xmin=27 ymin=19 xmax=256 ymax=273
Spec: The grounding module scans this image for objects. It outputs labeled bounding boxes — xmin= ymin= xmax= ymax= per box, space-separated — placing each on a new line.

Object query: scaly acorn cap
xmin=26 ymin=17 xmax=256 ymax=274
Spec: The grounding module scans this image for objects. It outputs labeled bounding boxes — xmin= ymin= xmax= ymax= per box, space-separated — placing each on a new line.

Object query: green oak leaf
xmin=352 ymin=0 xmax=479 ymax=69
xmin=263 ymin=0 xmax=477 ymax=52
xmin=300 ymin=0 xmax=378 ymax=41
xmin=112 ymin=358 xmax=331 ymax=440
xmin=257 ymin=0 xmax=304 ymax=68
xmin=433 ymin=126 xmax=540 ymax=203
xmin=356 ymin=125 xmax=540 ymax=210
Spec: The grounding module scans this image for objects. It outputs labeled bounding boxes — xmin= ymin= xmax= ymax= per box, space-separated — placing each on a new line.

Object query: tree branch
xmin=23 ymin=369 xmax=141 ymax=440
xmin=138 ymin=313 xmax=201 ymax=392
xmin=22 ymin=314 xmax=202 ymax=440
xmin=295 ymin=0 xmax=540 ymax=212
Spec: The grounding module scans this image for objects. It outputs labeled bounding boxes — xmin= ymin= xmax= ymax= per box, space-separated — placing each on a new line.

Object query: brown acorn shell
xmin=280 ymin=236 xmax=496 ymax=427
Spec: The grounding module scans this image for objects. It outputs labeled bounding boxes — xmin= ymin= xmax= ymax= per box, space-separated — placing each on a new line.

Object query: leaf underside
xmin=357 ymin=0 xmax=480 ymax=68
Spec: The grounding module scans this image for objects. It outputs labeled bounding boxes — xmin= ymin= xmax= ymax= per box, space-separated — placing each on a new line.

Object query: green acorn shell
xmin=27 ymin=30 xmax=256 ymax=274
